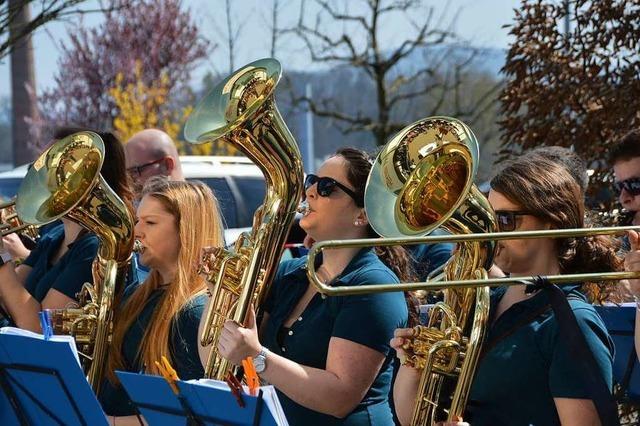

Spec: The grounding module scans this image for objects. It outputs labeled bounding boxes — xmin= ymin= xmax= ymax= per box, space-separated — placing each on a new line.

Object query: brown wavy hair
xmin=107 ymin=177 xmax=224 ymax=382
xmin=334 ymin=147 xmax=420 ymax=325
xmin=490 ymin=156 xmax=622 ymax=303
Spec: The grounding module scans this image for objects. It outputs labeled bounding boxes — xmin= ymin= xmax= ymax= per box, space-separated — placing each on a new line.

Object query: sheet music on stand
xmin=0 ymin=327 xmax=108 ymax=426
xmin=117 ymin=372 xmax=289 ymax=426
xmin=189 ymin=379 xmax=289 ymax=426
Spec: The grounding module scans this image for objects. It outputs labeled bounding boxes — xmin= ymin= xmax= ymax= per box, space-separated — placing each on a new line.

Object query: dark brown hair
xmin=528 ymin=146 xmax=588 ymax=194
xmin=334 ymin=147 xmax=420 ymax=325
xmin=608 ymin=128 xmax=640 ymax=165
xmin=490 ymin=156 xmax=622 ymax=303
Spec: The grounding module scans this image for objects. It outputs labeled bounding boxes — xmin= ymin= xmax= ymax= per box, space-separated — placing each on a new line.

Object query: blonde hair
xmin=107 ymin=177 xmax=224 ymax=381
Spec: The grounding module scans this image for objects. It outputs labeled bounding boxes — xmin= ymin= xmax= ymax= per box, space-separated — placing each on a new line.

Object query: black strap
xmin=614 ymin=345 xmax=637 ymax=401
xmin=525 ymin=277 xmax=620 ymax=426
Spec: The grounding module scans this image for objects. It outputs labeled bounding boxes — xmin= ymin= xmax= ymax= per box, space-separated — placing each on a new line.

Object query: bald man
xmin=125 ymin=129 xmax=185 ymax=196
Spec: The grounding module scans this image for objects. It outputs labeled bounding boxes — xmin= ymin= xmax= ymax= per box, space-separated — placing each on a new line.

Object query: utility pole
xmin=9 ymin=0 xmax=38 ymax=166
xmin=304 ymin=83 xmax=315 ymax=173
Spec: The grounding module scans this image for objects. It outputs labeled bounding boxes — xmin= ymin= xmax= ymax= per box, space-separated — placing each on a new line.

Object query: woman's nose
xmin=305 ymin=183 xmax=318 ymax=199
xmin=134 ymin=221 xmax=143 ymax=237
xmin=620 ymin=188 xmax=633 ymax=204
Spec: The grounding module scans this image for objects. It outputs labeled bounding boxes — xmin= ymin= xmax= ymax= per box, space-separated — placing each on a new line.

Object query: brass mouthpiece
xmin=133 ymin=240 xmax=144 ymax=253
xmin=297 ymin=201 xmax=310 ymax=216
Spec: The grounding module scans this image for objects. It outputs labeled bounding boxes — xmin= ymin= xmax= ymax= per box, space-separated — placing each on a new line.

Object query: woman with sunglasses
xmin=216 ymin=147 xmax=416 ymax=425
xmin=392 ymin=154 xmax=621 ymax=426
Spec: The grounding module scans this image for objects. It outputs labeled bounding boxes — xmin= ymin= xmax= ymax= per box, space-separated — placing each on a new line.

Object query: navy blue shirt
xmin=467 ymin=285 xmax=614 ymax=426
xmin=262 ymin=248 xmax=408 ymax=426
xmin=22 ymin=224 xmax=99 ymax=302
xmin=99 ymin=287 xmax=207 ymax=416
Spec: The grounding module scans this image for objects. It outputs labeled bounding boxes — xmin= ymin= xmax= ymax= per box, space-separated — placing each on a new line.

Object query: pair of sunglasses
xmin=495 ymin=210 xmax=535 ymax=232
xmin=304 ymin=174 xmax=362 ymax=206
xmin=613 ymin=177 xmax=640 ymax=196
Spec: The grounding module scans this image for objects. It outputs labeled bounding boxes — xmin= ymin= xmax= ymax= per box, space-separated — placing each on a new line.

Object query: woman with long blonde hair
xmin=99 ymin=176 xmax=224 ymax=422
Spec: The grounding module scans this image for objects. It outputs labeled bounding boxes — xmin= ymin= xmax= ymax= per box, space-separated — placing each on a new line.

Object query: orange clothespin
xmin=242 ymin=357 xmax=260 ymax=396
xmin=225 ymin=371 xmax=246 ymax=407
xmin=155 ymin=355 xmax=180 ymax=394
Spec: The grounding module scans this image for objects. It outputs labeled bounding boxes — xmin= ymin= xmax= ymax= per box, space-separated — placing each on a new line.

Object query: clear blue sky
xmin=0 ymin=0 xmax=522 ymax=98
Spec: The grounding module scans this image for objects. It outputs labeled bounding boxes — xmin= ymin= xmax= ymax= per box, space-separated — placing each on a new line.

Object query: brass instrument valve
xmin=402 ymin=325 xmax=466 ymax=375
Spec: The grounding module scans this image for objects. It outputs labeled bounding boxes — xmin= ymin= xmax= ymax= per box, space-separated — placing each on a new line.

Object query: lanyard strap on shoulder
xmin=526 ymin=277 xmax=620 ymax=426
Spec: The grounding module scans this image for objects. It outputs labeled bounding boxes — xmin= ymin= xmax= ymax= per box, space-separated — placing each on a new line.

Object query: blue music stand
xmin=595 ymin=303 xmax=640 ymax=402
xmin=117 ymin=371 xmax=281 ymax=426
xmin=0 ymin=333 xmax=108 ymax=426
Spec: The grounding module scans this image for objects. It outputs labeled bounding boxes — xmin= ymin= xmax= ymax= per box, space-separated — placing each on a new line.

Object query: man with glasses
xmin=124 ymin=129 xmax=185 ymax=281
xmin=125 ymin=129 xmax=184 ymax=198
xmin=609 ymin=129 xmax=640 ymax=364
xmin=610 ymin=129 xmax=640 ymax=226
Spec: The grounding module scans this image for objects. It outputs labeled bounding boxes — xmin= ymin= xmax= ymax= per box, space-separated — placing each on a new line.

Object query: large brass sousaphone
xmin=16 ymin=132 xmax=134 ymax=393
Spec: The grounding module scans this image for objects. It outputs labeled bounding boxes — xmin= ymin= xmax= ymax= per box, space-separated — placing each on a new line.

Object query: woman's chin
xmin=493 ymin=257 xmax=508 ymax=274
xmin=299 ymin=213 xmax=315 ymax=230
xmin=139 ymin=253 xmax=152 ymax=268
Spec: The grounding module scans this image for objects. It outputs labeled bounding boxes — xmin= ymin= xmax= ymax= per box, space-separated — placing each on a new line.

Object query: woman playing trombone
xmin=393 ymin=154 xmax=621 ymax=426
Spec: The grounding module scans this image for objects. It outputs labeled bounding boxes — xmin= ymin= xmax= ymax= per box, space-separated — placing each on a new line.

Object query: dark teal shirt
xmin=467 ymin=285 xmax=614 ymax=426
xmin=262 ymin=248 xmax=408 ymax=426
xmin=99 ymin=287 xmax=207 ymax=416
xmin=23 ymin=224 xmax=99 ymax=302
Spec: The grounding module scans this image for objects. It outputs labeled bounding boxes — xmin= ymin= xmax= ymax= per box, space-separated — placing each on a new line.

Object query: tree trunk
xmin=9 ymin=0 xmax=38 ymax=166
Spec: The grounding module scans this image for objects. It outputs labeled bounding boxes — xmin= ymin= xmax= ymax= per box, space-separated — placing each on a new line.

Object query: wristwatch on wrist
xmin=0 ymin=251 xmax=12 ymax=267
xmin=253 ymin=347 xmax=269 ymax=374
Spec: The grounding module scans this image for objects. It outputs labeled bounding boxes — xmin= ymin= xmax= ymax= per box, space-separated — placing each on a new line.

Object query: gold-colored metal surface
xmin=186 ymin=58 xmax=304 ymax=379
xmin=0 ymin=198 xmax=39 ymax=240
xmin=17 ymin=132 xmax=135 ymax=394
xmin=307 ymin=225 xmax=640 ymax=295
xmin=306 ymin=116 xmax=495 ymax=424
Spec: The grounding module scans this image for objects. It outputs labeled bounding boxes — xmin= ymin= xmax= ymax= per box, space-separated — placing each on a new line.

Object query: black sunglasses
xmin=613 ymin=177 xmax=640 ymax=196
xmin=304 ymin=174 xmax=362 ymax=206
xmin=495 ymin=210 xmax=535 ymax=232
xmin=127 ymin=157 xmax=166 ymax=177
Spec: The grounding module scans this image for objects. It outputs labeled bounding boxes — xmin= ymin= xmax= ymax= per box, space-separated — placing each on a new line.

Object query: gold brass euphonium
xmin=16 ymin=132 xmax=134 ymax=394
xmin=185 ymin=58 xmax=304 ymax=379
xmin=363 ymin=116 xmax=496 ymax=424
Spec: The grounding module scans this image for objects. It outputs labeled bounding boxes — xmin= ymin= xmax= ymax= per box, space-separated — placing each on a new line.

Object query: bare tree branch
xmin=289 ymin=0 xmax=501 ymax=148
xmin=0 ymin=0 xmax=132 ymax=58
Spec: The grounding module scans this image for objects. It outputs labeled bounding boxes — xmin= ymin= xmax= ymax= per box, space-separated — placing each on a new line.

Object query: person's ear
xmin=163 ymin=156 xmax=175 ymax=173
xmin=353 ymin=208 xmax=368 ymax=227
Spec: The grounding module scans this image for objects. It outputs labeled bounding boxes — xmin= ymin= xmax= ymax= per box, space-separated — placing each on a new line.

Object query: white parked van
xmin=0 ymin=156 xmax=266 ymax=231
